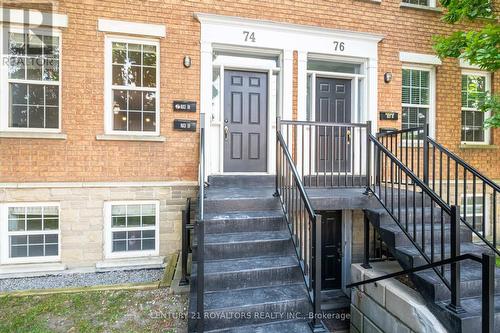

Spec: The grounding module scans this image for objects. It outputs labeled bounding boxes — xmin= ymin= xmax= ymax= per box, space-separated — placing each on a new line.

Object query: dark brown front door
xmin=223 ymin=70 xmax=268 ymax=172
xmin=315 ymin=77 xmax=352 ymax=173
xmin=321 ymin=211 xmax=342 ymax=290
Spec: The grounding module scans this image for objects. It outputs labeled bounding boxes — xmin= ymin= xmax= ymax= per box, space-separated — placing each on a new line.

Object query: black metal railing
xmin=279 ymin=118 xmax=371 ymax=188
xmin=195 ymin=115 xmax=206 ymax=333
xmin=348 ymin=252 xmax=496 ymax=333
xmin=180 ymin=197 xmax=193 ymax=286
xmin=275 ymin=125 xmax=324 ymax=331
xmin=369 ymin=134 xmax=461 ymax=307
xmin=378 ymin=127 xmax=500 ymax=256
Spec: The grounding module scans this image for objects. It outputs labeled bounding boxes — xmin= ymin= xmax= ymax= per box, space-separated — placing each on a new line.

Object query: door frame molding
xmin=197 ymin=13 xmax=382 ymax=177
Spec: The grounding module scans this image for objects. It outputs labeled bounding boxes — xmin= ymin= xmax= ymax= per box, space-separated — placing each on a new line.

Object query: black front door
xmin=223 ymin=70 xmax=268 ymax=172
xmin=315 ymin=77 xmax=352 ymax=173
xmin=321 ymin=211 xmax=342 ymax=290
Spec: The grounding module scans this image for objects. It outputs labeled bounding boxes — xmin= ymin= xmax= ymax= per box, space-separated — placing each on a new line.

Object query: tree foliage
xmin=433 ymin=0 xmax=500 ymax=128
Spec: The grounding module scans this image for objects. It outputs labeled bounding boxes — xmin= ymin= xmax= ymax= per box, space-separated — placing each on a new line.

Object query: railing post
xmin=362 ymin=213 xmax=372 ymax=269
xmin=274 ymin=116 xmax=281 ymax=197
xmin=364 ymin=121 xmax=372 ymax=195
xmin=447 ymin=205 xmax=464 ymax=314
xmin=179 ymin=208 xmax=189 ymax=286
xmin=310 ymin=213 xmax=327 ymax=332
xmin=482 ymin=253 xmax=495 ymax=333
xmin=423 ymin=124 xmax=429 ymax=185
xmin=196 ymin=220 xmax=205 ymax=332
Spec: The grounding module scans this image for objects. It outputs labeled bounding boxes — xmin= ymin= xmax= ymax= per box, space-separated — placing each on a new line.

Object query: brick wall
xmin=0 ymin=0 xmax=498 ymax=182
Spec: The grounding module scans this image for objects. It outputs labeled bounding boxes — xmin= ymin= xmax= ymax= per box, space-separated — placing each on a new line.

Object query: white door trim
xmin=197 ymin=13 xmax=382 ymax=176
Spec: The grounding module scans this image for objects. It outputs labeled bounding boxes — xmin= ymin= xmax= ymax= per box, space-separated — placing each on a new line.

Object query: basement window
xmin=104 ymin=201 xmax=159 ymax=259
xmin=1 ymin=203 xmax=60 ymax=264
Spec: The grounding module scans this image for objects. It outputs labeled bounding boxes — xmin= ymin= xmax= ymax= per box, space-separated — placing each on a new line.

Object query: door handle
xmin=224 ymin=126 xmax=229 ymax=140
xmin=346 ymin=129 xmax=351 ymax=145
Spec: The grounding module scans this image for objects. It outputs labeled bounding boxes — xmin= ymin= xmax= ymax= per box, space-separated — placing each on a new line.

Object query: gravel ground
xmin=0 ymin=268 xmax=164 ymax=292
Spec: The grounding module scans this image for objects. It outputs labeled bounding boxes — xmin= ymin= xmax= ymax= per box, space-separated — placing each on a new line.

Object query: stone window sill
xmin=96 ymin=256 xmax=165 ymax=272
xmin=0 ymin=131 xmax=67 ymax=140
xmin=96 ymin=134 xmax=166 ymax=142
xmin=400 ymin=3 xmax=443 ymax=12
xmin=459 ymin=144 xmax=498 ymax=150
xmin=355 ymin=0 xmax=381 ymax=4
xmin=0 ymin=262 xmax=66 ymax=279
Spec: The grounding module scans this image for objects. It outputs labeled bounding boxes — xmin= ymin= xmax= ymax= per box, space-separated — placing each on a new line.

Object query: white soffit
xmin=399 ymin=52 xmax=442 ymax=65
xmin=98 ymin=19 xmax=166 ymax=38
xmin=0 ymin=7 xmax=68 ymax=28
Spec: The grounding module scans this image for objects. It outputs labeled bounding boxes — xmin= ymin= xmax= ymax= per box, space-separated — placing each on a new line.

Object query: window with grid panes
xmin=461 ymin=74 xmax=489 ymax=143
xmin=402 ymin=68 xmax=430 ymax=139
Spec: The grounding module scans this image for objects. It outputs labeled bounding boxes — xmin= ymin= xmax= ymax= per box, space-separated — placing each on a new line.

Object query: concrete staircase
xmin=188 ymin=175 xmax=312 ymax=332
xmin=365 ymin=189 xmax=500 ymax=332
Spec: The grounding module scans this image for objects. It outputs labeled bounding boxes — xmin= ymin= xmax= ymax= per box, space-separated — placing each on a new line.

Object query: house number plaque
xmin=174 ymin=119 xmax=197 ymax=131
xmin=173 ymin=101 xmax=197 ymax=112
xmin=380 ymin=112 xmax=399 ymax=121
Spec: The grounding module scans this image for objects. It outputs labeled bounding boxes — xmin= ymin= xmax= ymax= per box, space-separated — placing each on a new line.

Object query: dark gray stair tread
xmin=204 ymin=284 xmax=309 ymax=311
xmin=321 ymin=289 xmax=350 ymax=311
xmin=412 ymin=259 xmax=500 ymax=284
xmin=204 ymin=256 xmax=299 ymax=274
xmin=206 ymin=187 xmax=276 ymax=200
xmin=208 ymin=175 xmax=275 ymax=188
xmin=396 ymin=241 xmax=493 ymax=258
xmin=204 ymin=210 xmax=283 ymax=221
xmin=205 ymin=230 xmax=290 ymax=244
xmin=207 ymin=320 xmax=311 ymax=333
xmin=435 ymin=293 xmax=500 ymax=320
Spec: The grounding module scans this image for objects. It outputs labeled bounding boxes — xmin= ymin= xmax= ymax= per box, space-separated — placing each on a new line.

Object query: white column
xmin=367 ymin=57 xmax=378 ymax=133
xmin=200 ymin=41 xmax=215 ymax=174
xmin=282 ymin=49 xmax=294 ymax=120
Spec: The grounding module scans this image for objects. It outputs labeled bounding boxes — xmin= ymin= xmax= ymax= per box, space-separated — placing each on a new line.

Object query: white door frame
xmin=213 ymin=54 xmax=281 ymax=174
xmin=196 ymin=13 xmax=383 ymax=176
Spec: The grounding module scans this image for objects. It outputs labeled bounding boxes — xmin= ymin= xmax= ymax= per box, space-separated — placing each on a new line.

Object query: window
xmin=461 ymin=72 xmax=491 ymax=144
xmin=105 ymin=37 xmax=159 ymax=135
xmin=1 ymin=204 xmax=60 ymax=264
xmin=401 ymin=0 xmax=436 ymax=7
xmin=104 ymin=201 xmax=159 ymax=259
xmin=1 ymin=28 xmax=61 ymax=131
xmin=402 ymin=67 xmax=433 ymax=139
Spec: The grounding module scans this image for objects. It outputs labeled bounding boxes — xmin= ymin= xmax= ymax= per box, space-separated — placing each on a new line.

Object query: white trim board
xmin=98 ymin=19 xmax=166 ymax=38
xmin=399 ymin=52 xmax=442 ymax=66
xmin=196 ymin=13 xmax=382 ymax=176
xmin=0 ymin=7 xmax=68 ymax=28
xmin=0 ymin=181 xmax=198 ymax=189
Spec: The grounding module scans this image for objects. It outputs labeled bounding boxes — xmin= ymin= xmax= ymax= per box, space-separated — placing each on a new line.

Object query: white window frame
xmin=0 ymin=26 xmax=62 ymax=133
xmin=103 ymin=200 xmax=160 ymax=259
xmin=401 ymin=64 xmax=436 ymax=139
xmin=0 ymin=202 xmax=61 ymax=265
xmin=104 ymin=35 xmax=160 ymax=136
xmin=460 ymin=69 xmax=491 ymax=145
xmin=401 ymin=0 xmax=437 ymax=7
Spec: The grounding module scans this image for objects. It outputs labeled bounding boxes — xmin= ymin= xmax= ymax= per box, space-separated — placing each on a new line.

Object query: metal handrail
xmin=280 ymin=119 xmax=370 ymax=128
xmin=196 ymin=114 xmax=206 ymax=333
xmin=276 ymin=123 xmax=324 ymax=331
xmin=348 ymin=252 xmax=496 ymax=333
xmin=376 ymin=126 xmax=423 ymax=138
xmin=428 ymin=137 xmax=500 ymax=193
xmin=277 ymin=131 xmax=316 ymax=221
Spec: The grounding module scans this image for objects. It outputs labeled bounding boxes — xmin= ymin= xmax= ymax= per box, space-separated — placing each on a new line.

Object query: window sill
xmin=0 ymin=262 xmax=66 ymax=279
xmin=96 ymin=134 xmax=166 ymax=142
xmin=459 ymin=144 xmax=498 ymax=150
xmin=355 ymin=0 xmax=381 ymax=4
xmin=400 ymin=3 xmax=442 ymax=12
xmin=96 ymin=256 xmax=165 ymax=272
xmin=0 ymin=131 xmax=67 ymax=140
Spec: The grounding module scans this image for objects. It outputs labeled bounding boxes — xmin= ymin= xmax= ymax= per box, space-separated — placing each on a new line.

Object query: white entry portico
xmin=195 ymin=13 xmax=383 ymax=176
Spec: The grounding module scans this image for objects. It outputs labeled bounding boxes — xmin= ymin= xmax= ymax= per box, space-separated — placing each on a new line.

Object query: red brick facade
xmin=0 ymin=0 xmax=498 ymax=182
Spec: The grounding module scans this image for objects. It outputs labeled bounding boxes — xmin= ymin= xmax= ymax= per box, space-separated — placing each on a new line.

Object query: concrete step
xmin=321 ymin=289 xmax=350 ymax=311
xmin=200 ymin=255 xmax=303 ymax=291
xmin=208 ymin=175 xmax=275 ymax=188
xmin=302 ymin=175 xmax=367 ymax=187
xmin=366 ymin=205 xmax=451 ymax=228
xmin=378 ymin=223 xmax=472 ymax=248
xmin=203 ymin=283 xmax=311 ymax=331
xmin=203 ymin=210 xmax=285 ymax=234
xmin=434 ymin=293 xmax=500 ymax=332
xmin=201 ymin=230 xmax=294 ymax=260
xmin=206 ymin=319 xmax=312 ymax=333
xmin=204 ymin=187 xmax=280 ymax=213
